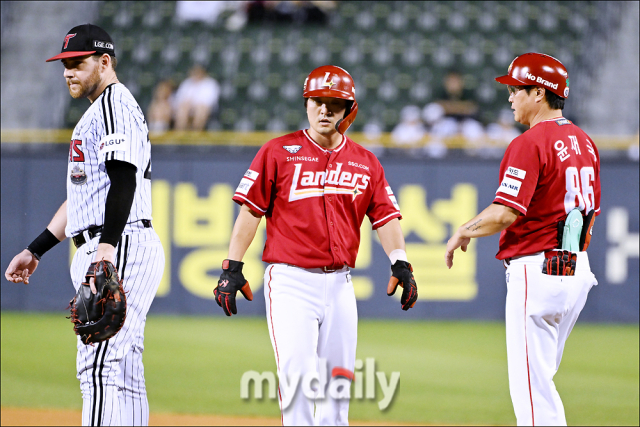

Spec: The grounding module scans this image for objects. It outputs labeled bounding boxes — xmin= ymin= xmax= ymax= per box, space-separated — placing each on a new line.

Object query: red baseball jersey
xmin=494 ymin=118 xmax=601 ymax=260
xmin=233 ymin=129 xmax=402 ymax=269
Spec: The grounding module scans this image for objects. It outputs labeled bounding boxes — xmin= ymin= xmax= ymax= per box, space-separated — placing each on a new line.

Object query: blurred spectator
xmin=432 ymin=70 xmax=479 ymax=120
xmin=421 ymin=102 xmax=452 ymax=158
xmin=391 ymin=105 xmax=426 ymax=146
xmin=363 ymin=120 xmax=383 ymax=141
xmin=422 ymin=102 xmax=457 ymax=137
xmin=147 ymin=80 xmax=175 ymax=133
xmin=462 ymin=109 xmax=522 ymax=158
xmin=460 ymin=118 xmax=485 ymax=141
xmin=486 ymin=108 xmax=521 ymax=147
xmin=361 ymin=119 xmax=384 ymax=157
xmin=174 ymin=65 xmax=220 ymax=131
xmin=247 ymin=1 xmax=335 ymax=25
xmin=175 ymin=1 xmax=237 ymax=26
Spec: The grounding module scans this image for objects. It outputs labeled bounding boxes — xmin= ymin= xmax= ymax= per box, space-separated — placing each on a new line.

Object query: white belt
xmin=503 ymin=251 xmax=592 ymax=272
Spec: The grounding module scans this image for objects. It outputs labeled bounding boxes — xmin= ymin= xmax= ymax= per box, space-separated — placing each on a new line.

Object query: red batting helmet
xmin=495 ymin=53 xmax=570 ymax=98
xmin=303 ymin=65 xmax=358 ymax=134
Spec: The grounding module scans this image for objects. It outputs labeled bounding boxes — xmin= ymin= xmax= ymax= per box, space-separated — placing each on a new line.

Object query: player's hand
xmin=214 ymin=259 xmax=253 ymax=316
xmin=387 ymin=261 xmax=418 ymax=311
xmin=5 ymin=249 xmax=40 ymax=284
xmin=445 ymin=231 xmax=471 ymax=269
xmin=88 ymin=243 xmax=116 ymax=294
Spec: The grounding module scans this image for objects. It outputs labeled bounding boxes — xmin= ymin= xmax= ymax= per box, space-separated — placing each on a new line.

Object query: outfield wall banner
xmin=2 ymin=145 xmax=638 ymax=322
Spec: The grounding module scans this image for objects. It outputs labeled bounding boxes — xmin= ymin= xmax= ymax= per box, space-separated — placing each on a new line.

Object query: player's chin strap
xmin=543 ymin=208 xmax=595 ymax=276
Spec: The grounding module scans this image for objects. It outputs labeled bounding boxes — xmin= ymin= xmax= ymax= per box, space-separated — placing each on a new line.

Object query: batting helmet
xmin=303 ymin=65 xmax=358 ymax=134
xmin=495 ymin=53 xmax=570 ymax=98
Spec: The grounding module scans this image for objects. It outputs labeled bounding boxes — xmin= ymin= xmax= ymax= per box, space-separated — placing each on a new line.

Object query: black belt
xmin=72 ymin=220 xmax=152 ymax=248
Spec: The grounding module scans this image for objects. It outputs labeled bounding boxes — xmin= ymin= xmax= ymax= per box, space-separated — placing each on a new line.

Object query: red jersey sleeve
xmin=493 ymin=135 xmax=540 ymax=214
xmin=232 ymin=143 xmax=276 ymax=215
xmin=366 ymin=158 xmax=402 ymax=229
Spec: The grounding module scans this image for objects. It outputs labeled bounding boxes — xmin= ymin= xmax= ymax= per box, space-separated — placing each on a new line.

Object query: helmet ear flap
xmin=336 ymin=101 xmax=358 ymax=134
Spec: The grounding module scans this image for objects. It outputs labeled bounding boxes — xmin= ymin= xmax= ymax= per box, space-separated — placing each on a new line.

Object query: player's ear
xmin=99 ymin=54 xmax=111 ymax=71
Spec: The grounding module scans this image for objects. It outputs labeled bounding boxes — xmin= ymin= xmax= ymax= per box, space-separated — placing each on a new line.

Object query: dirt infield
xmin=1 ymin=407 xmax=280 ymax=426
xmin=0 ymin=406 xmax=412 ymax=426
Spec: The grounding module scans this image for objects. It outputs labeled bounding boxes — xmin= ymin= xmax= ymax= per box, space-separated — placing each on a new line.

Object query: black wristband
xmin=27 ymin=228 xmax=61 ymax=260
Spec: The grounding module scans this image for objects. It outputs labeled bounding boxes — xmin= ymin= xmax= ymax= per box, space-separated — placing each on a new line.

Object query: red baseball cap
xmin=46 ymin=24 xmax=116 ymax=62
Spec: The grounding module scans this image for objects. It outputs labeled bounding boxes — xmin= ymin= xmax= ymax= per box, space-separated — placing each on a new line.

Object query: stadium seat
xmin=76 ymin=0 xmax=605 ymax=131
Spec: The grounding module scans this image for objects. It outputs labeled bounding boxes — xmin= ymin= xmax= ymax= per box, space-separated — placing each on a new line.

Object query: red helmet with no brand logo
xmin=495 ymin=53 xmax=570 ymax=98
xmin=303 ymin=65 xmax=358 ymax=134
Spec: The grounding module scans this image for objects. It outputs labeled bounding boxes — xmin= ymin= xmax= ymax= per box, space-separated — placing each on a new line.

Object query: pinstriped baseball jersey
xmin=66 ymin=82 xmax=152 ymax=237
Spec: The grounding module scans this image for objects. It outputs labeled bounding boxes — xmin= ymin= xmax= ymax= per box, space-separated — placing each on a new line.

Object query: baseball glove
xmin=69 ymin=260 xmax=127 ymax=345
xmin=387 ymin=260 xmax=418 ymax=310
xmin=214 ymin=259 xmax=253 ymax=316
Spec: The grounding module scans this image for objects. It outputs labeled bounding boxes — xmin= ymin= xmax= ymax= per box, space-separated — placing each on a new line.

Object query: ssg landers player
xmin=214 ymin=65 xmax=418 ymax=426
xmin=445 ymin=53 xmax=600 ymax=426
xmin=4 ymin=25 xmax=164 ymax=426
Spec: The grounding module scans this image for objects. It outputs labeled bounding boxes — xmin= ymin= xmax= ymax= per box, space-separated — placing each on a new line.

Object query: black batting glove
xmin=387 ymin=260 xmax=418 ymax=311
xmin=542 ymin=250 xmax=577 ymax=276
xmin=214 ymin=259 xmax=253 ymax=316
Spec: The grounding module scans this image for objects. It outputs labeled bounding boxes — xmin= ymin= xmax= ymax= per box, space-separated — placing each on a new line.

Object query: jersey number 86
xmin=564 ymin=166 xmax=595 ymax=214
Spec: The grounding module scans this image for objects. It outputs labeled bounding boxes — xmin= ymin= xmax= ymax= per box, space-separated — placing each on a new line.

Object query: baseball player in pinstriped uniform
xmin=445 ymin=53 xmax=600 ymax=426
xmin=213 ymin=65 xmax=418 ymax=425
xmin=5 ymin=24 xmax=164 ymax=426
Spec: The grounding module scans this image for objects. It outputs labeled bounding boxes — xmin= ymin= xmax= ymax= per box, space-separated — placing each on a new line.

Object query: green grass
xmin=1 ymin=312 xmax=638 ymax=425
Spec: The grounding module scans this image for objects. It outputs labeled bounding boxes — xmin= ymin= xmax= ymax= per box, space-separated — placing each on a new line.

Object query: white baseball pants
xmin=70 ymin=227 xmax=164 ymax=426
xmin=264 ymin=264 xmax=358 ymax=426
xmin=505 ymin=251 xmax=597 ymax=426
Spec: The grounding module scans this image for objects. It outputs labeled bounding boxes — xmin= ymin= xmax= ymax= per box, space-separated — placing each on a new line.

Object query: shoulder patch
xmin=497 ymin=177 xmax=522 ymax=197
xmin=99 ymin=133 xmax=130 ymax=155
xmin=506 ymin=166 xmax=526 ymax=180
xmin=283 ymin=145 xmax=302 ymax=154
xmin=244 ymin=169 xmax=259 ymax=180
xmin=555 ymin=118 xmax=572 ymax=126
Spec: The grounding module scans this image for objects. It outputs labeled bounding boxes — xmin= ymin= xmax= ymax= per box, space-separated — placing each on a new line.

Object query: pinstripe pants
xmin=70 ymin=228 xmax=164 ymax=426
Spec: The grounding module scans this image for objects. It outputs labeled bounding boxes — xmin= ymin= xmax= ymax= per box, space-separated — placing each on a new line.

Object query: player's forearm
xmin=26 ymin=201 xmax=67 ymax=261
xmin=47 ymin=200 xmax=68 ymax=241
xmin=457 ymin=203 xmax=519 ymax=239
xmin=376 ymin=218 xmax=406 ymax=256
xmin=227 ymin=205 xmax=262 ymax=261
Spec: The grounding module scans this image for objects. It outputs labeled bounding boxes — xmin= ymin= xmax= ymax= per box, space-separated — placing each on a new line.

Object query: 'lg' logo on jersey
xmin=99 ymin=137 xmax=125 ymax=150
